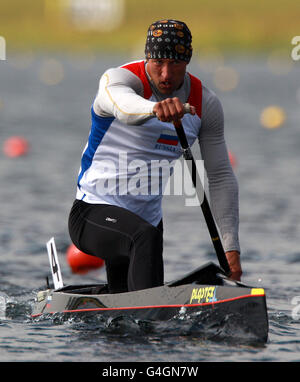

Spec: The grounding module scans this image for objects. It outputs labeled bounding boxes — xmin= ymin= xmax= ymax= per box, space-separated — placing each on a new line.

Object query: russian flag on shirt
xmin=157 ymin=130 xmax=179 ymax=146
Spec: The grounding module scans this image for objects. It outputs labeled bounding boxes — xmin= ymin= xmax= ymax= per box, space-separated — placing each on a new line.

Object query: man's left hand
xmin=225 ymin=251 xmax=242 ymax=281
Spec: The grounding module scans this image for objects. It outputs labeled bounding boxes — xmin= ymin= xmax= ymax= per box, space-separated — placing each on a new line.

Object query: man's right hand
xmin=225 ymin=251 xmax=242 ymax=281
xmin=153 ymin=97 xmax=195 ymax=122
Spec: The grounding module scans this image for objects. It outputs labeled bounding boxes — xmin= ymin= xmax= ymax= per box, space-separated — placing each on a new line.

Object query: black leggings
xmin=68 ymin=199 xmax=164 ymax=293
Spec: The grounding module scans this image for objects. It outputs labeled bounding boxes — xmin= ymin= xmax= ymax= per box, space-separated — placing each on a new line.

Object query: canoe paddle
xmin=171 ymin=104 xmax=231 ymax=275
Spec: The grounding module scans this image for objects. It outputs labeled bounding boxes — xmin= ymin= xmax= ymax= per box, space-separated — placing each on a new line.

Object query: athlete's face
xmin=146 ymin=59 xmax=187 ymax=95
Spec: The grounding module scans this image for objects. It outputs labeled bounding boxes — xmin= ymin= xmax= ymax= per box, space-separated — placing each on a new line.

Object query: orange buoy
xmin=3 ymin=136 xmax=29 ymax=158
xmin=66 ymin=243 xmax=104 ymax=274
xmin=228 ymin=150 xmax=237 ymax=169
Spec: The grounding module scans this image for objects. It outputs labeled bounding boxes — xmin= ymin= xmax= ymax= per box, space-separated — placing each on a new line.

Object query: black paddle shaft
xmin=173 ymin=120 xmax=231 ymax=274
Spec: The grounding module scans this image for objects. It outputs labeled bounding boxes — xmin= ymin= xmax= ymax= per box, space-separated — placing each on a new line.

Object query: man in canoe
xmin=68 ymin=19 xmax=242 ymax=293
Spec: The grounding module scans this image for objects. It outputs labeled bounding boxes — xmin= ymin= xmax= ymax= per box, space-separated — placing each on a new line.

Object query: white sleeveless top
xmin=75 ymin=60 xmax=240 ymax=252
xmin=76 ymin=60 xmax=203 ymax=226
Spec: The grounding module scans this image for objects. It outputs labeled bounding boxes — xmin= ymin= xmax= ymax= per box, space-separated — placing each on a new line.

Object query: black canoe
xmin=32 ymin=262 xmax=269 ymax=343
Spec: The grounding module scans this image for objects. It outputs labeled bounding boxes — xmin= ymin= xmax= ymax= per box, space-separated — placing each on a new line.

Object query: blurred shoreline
xmin=0 ymin=0 xmax=299 ymax=56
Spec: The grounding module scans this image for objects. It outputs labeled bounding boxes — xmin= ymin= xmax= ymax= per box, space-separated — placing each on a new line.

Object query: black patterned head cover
xmin=145 ymin=19 xmax=193 ymax=63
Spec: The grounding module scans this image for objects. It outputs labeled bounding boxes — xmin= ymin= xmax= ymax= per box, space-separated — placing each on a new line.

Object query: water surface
xmin=0 ymin=54 xmax=300 ymax=362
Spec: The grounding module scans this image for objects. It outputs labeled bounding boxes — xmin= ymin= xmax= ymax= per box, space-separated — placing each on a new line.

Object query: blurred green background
xmin=0 ymin=0 xmax=299 ymax=56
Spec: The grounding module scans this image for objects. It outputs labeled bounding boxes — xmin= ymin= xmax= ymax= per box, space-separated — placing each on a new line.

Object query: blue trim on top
xmin=77 ymin=107 xmax=115 ymax=188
